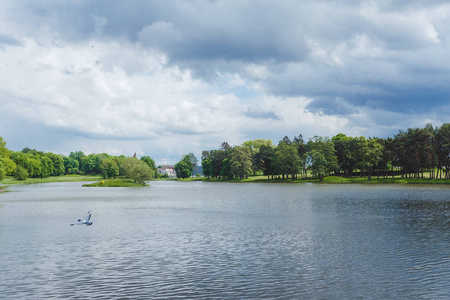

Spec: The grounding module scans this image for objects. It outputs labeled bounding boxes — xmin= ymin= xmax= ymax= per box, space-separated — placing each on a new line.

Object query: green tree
xmin=255 ymin=144 xmax=276 ymax=179
xmin=230 ymin=146 xmax=253 ymax=179
xmin=121 ymin=157 xmax=153 ymax=184
xmin=293 ymin=134 xmax=308 ymax=177
xmin=364 ymin=138 xmax=384 ymax=181
xmin=80 ymin=153 xmax=109 ymax=175
xmin=332 ymin=133 xmax=353 ymax=177
xmin=0 ymin=155 xmax=6 ymax=180
xmin=64 ymin=156 xmax=80 ymax=174
xmin=243 ymin=139 xmax=273 ymax=175
xmin=221 ymin=158 xmax=233 ymax=179
xmin=80 ymin=154 xmax=96 ymax=174
xmin=141 ymin=156 xmax=157 ymax=177
xmin=11 ymin=152 xmax=43 ymax=178
xmin=201 ymin=151 xmax=213 ymax=178
xmin=0 ymin=136 xmax=12 ymax=180
xmin=13 ymin=165 xmax=28 ymax=181
xmin=423 ymin=124 xmax=436 ymax=178
xmin=69 ymin=151 xmax=85 ymax=169
xmin=307 ymin=136 xmax=338 ymax=180
xmin=273 ymin=142 xmax=301 ymax=180
xmin=188 ymin=153 xmax=198 ymax=177
xmin=174 ymin=155 xmax=192 ymax=179
xmin=100 ymin=158 xmax=119 ymax=179
xmin=209 ymin=149 xmax=228 ymax=178
xmin=308 ymin=150 xmax=327 ymax=181
xmin=434 ymin=123 xmax=450 ymax=178
xmin=45 ymin=152 xmax=65 ymax=176
xmin=40 ymin=155 xmax=53 ymax=178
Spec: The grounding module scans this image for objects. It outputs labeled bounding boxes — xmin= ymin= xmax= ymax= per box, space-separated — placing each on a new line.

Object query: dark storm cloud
xmin=3 ymin=0 xmax=450 ymax=160
xmin=13 ymin=1 xmax=450 ymax=115
xmin=19 ymin=1 xmax=310 ymax=61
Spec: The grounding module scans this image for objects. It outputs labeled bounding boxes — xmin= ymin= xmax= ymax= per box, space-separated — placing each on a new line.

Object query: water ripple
xmin=2 ymin=182 xmax=450 ymax=298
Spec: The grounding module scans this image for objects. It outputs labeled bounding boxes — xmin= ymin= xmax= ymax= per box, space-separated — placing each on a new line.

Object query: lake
xmin=1 ymin=181 xmax=450 ymax=299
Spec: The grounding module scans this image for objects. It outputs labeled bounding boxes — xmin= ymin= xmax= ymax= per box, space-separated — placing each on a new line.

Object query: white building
xmin=158 ymin=165 xmax=176 ymax=178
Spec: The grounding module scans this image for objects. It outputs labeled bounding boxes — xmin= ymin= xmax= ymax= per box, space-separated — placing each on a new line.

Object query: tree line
xmin=175 ymin=123 xmax=450 ymax=181
xmin=3 ymin=123 xmax=450 ymax=183
xmin=0 ymin=138 xmax=157 ymax=184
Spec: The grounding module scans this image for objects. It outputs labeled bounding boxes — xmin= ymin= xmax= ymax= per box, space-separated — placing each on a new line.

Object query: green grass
xmin=1 ymin=174 xmax=103 ymax=185
xmin=177 ymin=175 xmax=450 ymax=185
xmin=82 ymin=179 xmax=148 ymax=187
xmin=3 ymin=173 xmax=450 ymax=187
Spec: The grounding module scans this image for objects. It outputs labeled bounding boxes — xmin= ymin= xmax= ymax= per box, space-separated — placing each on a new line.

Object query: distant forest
xmin=193 ymin=123 xmax=450 ymax=181
xmin=0 ymin=138 xmax=157 ymax=184
xmin=2 ymin=123 xmax=450 ymax=182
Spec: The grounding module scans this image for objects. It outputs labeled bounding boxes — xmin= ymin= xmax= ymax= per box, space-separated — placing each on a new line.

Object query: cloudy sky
xmin=1 ymin=1 xmax=450 ymax=164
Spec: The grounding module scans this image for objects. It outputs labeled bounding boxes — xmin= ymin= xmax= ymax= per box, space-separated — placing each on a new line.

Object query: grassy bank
xmin=177 ymin=175 xmax=450 ymax=185
xmin=1 ymin=174 xmax=103 ymax=185
xmin=3 ymin=174 xmax=450 ymax=187
xmin=83 ymin=179 xmax=148 ymax=187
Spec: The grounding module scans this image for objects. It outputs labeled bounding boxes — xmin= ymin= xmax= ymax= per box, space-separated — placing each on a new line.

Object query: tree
xmin=188 ymin=153 xmax=198 ymax=177
xmin=308 ymin=150 xmax=327 ymax=181
xmin=121 ymin=157 xmax=153 ymax=184
xmin=293 ymin=134 xmax=308 ymax=177
xmin=332 ymin=133 xmax=353 ymax=177
xmin=40 ymin=155 xmax=53 ymax=178
xmin=0 ymin=155 xmax=6 ymax=181
xmin=64 ymin=156 xmax=80 ymax=174
xmin=423 ymin=124 xmax=436 ymax=178
xmin=174 ymin=155 xmax=192 ymax=179
xmin=141 ymin=156 xmax=157 ymax=178
xmin=80 ymin=153 xmax=109 ymax=175
xmin=221 ymin=157 xmax=233 ymax=179
xmin=210 ymin=149 xmax=228 ymax=178
xmin=307 ymin=136 xmax=338 ymax=180
xmin=279 ymin=136 xmax=292 ymax=145
xmin=99 ymin=158 xmax=119 ymax=179
xmin=274 ymin=142 xmax=301 ymax=180
xmin=69 ymin=151 xmax=85 ymax=168
xmin=201 ymin=151 xmax=213 ymax=178
xmin=434 ymin=123 xmax=450 ymax=178
xmin=45 ymin=152 xmax=65 ymax=176
xmin=230 ymin=146 xmax=252 ymax=179
xmin=379 ymin=137 xmax=395 ymax=178
xmin=255 ymin=144 xmax=276 ymax=179
xmin=364 ymin=138 xmax=384 ymax=181
xmin=243 ymin=139 xmax=273 ymax=175
xmin=0 ymin=136 xmax=12 ymax=180
xmin=11 ymin=152 xmax=38 ymax=178
xmin=13 ymin=165 xmax=28 ymax=181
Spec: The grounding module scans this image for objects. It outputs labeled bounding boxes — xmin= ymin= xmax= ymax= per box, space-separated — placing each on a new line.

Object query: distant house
xmin=158 ymin=165 xmax=176 ymax=178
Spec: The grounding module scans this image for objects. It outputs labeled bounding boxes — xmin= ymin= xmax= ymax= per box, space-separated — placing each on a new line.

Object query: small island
xmin=82 ymin=179 xmax=149 ymax=187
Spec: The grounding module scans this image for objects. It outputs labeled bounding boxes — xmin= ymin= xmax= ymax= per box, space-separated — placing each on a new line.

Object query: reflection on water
xmin=1 ymin=181 xmax=450 ymax=299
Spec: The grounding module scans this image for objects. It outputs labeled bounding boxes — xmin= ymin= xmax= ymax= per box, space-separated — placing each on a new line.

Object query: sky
xmin=1 ymin=0 xmax=450 ymax=164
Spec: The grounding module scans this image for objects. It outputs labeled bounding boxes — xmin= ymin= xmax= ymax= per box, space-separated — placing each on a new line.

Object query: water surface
xmin=1 ymin=181 xmax=450 ymax=299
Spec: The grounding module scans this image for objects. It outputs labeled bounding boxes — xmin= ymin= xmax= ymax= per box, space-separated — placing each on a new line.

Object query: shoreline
xmin=176 ymin=175 xmax=450 ymax=185
xmin=2 ymin=175 xmax=450 ymax=187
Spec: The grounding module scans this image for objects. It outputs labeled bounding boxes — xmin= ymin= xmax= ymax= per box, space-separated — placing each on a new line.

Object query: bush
xmin=14 ymin=165 xmax=29 ymax=181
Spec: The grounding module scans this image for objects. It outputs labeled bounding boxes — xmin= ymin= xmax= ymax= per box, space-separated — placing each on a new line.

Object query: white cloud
xmin=1 ymin=1 xmax=450 ymax=163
